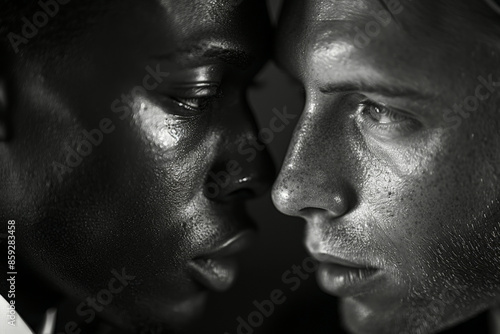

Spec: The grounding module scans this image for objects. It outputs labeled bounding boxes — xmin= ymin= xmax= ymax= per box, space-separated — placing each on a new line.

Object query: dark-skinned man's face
xmin=0 ymin=0 xmax=273 ymax=332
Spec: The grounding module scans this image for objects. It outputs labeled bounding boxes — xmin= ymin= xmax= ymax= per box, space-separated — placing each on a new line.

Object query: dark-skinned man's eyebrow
xmin=151 ymin=44 xmax=254 ymax=70
xmin=319 ymin=81 xmax=434 ymax=100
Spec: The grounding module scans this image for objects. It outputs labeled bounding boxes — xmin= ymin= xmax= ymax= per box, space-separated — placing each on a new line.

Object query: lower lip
xmin=317 ymin=263 xmax=379 ymax=298
xmin=188 ymin=257 xmax=238 ymax=292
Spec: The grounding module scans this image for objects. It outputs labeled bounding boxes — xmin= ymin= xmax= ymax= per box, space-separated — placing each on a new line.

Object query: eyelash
xmin=156 ymin=85 xmax=222 ymax=117
xmin=171 ymin=95 xmax=220 ymax=114
xmin=357 ymin=100 xmax=421 ymax=135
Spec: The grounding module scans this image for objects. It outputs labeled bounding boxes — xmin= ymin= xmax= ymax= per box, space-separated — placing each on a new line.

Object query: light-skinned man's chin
xmin=336 ymin=292 xmax=495 ymax=334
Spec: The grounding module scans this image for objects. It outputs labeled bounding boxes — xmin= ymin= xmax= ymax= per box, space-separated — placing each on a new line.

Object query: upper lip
xmin=309 ymin=252 xmax=377 ymax=270
xmin=199 ymin=229 xmax=257 ymax=259
xmin=188 ymin=230 xmax=256 ymax=292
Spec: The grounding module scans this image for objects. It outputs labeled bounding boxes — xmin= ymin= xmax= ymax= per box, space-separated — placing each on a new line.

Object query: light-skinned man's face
xmin=0 ymin=0 xmax=272 ymax=332
xmin=273 ymin=0 xmax=500 ymax=333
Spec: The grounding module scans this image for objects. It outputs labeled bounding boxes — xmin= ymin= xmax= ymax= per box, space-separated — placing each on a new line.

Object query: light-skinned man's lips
xmin=310 ymin=252 xmax=381 ymax=298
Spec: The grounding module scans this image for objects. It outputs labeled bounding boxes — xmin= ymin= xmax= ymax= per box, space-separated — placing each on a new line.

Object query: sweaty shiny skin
xmin=273 ymin=1 xmax=500 ymax=333
xmin=0 ymin=0 xmax=272 ymax=333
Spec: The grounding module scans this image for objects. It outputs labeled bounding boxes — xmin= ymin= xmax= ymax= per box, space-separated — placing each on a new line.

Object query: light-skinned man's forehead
xmin=275 ymin=0 xmax=403 ymax=73
xmin=279 ymin=0 xmax=433 ymax=26
xmin=156 ymin=0 xmax=239 ymax=26
xmin=275 ymin=0 xmax=499 ymax=111
xmin=277 ymin=0 xmax=496 ymax=41
xmin=300 ymin=0 xmax=384 ymax=22
xmin=276 ymin=1 xmax=419 ymax=82
xmin=155 ymin=0 xmax=263 ymax=28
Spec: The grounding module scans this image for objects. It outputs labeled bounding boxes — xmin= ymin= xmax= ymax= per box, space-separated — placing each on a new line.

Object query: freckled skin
xmin=0 ymin=0 xmax=273 ymax=333
xmin=273 ymin=0 xmax=500 ymax=333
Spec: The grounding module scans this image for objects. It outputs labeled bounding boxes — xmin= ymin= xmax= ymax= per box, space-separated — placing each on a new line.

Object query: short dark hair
xmin=401 ymin=0 xmax=500 ymax=47
xmin=0 ymin=1 xmax=116 ymax=62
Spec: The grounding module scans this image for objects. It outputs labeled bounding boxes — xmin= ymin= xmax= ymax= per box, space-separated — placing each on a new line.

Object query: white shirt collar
xmin=0 ymin=294 xmax=35 ymax=334
xmin=0 ymin=294 xmax=57 ymax=334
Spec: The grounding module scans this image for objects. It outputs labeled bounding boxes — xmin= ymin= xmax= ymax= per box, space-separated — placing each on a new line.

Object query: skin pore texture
xmin=0 ymin=0 xmax=273 ymax=333
xmin=272 ymin=0 xmax=500 ymax=333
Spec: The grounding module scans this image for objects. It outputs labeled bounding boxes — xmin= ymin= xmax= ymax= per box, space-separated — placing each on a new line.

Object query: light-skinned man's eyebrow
xmin=151 ymin=45 xmax=254 ymax=70
xmin=319 ymin=82 xmax=433 ymax=100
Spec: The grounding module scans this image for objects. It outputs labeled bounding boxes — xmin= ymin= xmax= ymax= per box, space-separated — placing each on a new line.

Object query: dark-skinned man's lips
xmin=310 ymin=252 xmax=381 ymax=298
xmin=188 ymin=230 xmax=256 ymax=292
